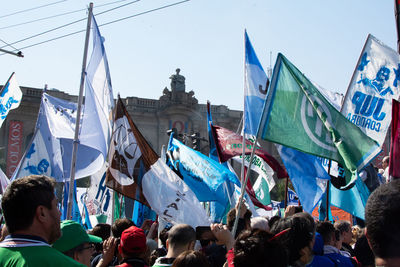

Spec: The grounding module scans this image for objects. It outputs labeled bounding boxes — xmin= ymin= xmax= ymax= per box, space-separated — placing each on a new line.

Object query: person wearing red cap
xmin=116 ymin=226 xmax=148 ymax=267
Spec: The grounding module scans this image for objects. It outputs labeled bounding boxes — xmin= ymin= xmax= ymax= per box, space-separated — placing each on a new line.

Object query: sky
xmin=0 ymin=0 xmax=397 ymax=111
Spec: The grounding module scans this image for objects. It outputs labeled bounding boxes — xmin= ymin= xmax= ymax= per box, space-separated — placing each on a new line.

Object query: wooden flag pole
xmin=67 ymin=3 xmax=93 ymax=219
xmin=325 ymin=160 xmax=332 ymax=221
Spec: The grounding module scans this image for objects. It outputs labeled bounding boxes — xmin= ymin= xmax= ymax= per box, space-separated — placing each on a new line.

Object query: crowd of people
xmin=0 ymin=174 xmax=399 ymax=267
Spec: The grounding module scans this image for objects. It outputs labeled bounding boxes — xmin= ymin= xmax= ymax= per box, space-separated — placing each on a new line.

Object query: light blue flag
xmin=329 ymin=177 xmax=370 ymax=220
xmin=12 ymin=93 xmax=106 ymax=181
xmin=276 ymin=145 xmax=330 ymax=214
xmin=61 ymin=181 xmax=83 ymax=223
xmin=244 ymin=30 xmax=269 ymax=135
xmin=132 ymin=200 xmax=157 ymax=227
xmin=79 ymin=15 xmax=114 ymax=177
xmin=207 ymin=102 xmax=235 ymax=222
xmin=167 ymin=136 xmax=240 ymax=204
xmin=0 ymin=72 xmax=22 ymax=127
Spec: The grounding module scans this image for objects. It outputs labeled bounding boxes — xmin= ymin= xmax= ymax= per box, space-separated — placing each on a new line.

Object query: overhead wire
xmin=0 ymin=0 xmax=141 ymax=50
xmin=0 ymin=0 xmax=131 ymax=30
xmin=0 ymin=0 xmax=67 ymax=20
xmin=0 ymin=0 xmax=190 ymax=54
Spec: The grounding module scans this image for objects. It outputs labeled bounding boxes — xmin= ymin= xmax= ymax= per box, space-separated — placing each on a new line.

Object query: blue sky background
xmin=0 ymin=0 xmax=397 ymax=110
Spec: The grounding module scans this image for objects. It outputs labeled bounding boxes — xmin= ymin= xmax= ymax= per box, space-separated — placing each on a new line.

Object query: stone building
xmin=0 ymin=69 xmax=244 ymax=177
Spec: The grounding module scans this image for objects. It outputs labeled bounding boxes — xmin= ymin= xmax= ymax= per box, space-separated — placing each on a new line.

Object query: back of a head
xmin=316 ymin=221 xmax=335 ymax=245
xmin=334 ymin=220 xmax=351 ymax=235
xmin=271 ymin=215 xmax=315 ymax=264
xmin=171 ymin=250 xmax=210 ymax=267
xmin=250 ymin=217 xmax=270 ymax=232
xmin=112 ymin=218 xmax=135 ymax=238
xmin=90 ymin=223 xmax=111 ymax=241
xmin=167 ymin=224 xmax=195 ymax=250
xmin=234 ymin=229 xmax=287 ymax=267
xmin=119 ymin=226 xmax=147 ymax=257
xmin=1 ymin=175 xmax=55 ymax=233
xmin=365 ymin=180 xmax=400 ymax=259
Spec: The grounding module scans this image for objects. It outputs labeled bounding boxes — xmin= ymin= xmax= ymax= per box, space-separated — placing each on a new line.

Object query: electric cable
xmin=0 ymin=0 xmax=131 ymax=30
xmin=0 ymin=0 xmax=67 ymax=20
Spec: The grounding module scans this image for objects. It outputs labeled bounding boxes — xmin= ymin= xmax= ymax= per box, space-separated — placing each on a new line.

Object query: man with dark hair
xmin=0 ymin=175 xmax=84 ymax=266
xmin=365 ymin=180 xmax=400 ymax=266
xmin=316 ymin=221 xmax=354 ymax=267
xmin=152 ymin=224 xmax=196 ymax=267
xmin=112 ymin=218 xmax=136 ymax=238
xmin=334 ymin=220 xmax=354 ymax=256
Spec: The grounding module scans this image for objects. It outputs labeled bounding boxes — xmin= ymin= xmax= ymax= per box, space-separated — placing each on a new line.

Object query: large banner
xmin=342 ymin=34 xmax=400 ymax=147
xmin=6 ymin=121 xmax=23 ymax=177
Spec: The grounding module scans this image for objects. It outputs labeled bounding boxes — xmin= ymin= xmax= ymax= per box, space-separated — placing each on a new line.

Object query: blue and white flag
xmin=341 ymin=34 xmax=400 ymax=146
xmin=79 ymin=15 xmax=114 ymax=174
xmin=276 ymin=145 xmax=329 ymax=214
xmin=167 ymin=136 xmax=240 ymax=204
xmin=0 ymin=72 xmax=22 ymax=127
xmin=13 ymin=93 xmax=106 ymax=181
xmin=0 ymin=167 xmax=10 ymax=195
xmin=243 ymin=30 xmax=269 ymax=136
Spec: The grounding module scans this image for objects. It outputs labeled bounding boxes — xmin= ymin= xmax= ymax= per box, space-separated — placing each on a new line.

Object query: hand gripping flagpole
xmin=67 ymin=3 xmax=93 ymax=219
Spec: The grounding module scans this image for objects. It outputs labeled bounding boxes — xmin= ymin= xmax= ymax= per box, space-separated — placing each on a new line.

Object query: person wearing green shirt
xmin=0 ymin=175 xmax=84 ymax=266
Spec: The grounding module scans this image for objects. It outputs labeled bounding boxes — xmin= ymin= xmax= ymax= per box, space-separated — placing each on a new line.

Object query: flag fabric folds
xmin=0 ymin=168 xmax=10 ymax=195
xmin=167 ymin=136 xmax=240 ymax=203
xmin=276 ymin=145 xmax=329 ymax=214
xmin=13 ymin=93 xmax=104 ymax=181
xmin=107 ymin=97 xmax=210 ymax=227
xmin=211 ymin=124 xmax=287 ymax=179
xmin=389 ymin=99 xmax=400 ymax=179
xmin=0 ymin=72 xmax=22 ymax=127
xmin=258 ymin=53 xmax=381 ymax=188
xmin=341 ymin=34 xmax=400 ymax=147
xmin=243 ymin=30 xmax=269 ymax=136
xmin=79 ymin=14 xmax=114 ymax=175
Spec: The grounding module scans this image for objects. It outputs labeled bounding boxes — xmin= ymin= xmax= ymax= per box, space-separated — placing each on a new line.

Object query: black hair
xmin=234 ymin=229 xmax=287 ymax=267
xmin=365 ymin=180 xmax=400 ymax=259
xmin=1 ymin=175 xmax=55 ymax=233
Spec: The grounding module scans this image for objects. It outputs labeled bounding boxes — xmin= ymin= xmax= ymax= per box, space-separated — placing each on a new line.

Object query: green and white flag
xmin=258 ymin=53 xmax=381 ymax=188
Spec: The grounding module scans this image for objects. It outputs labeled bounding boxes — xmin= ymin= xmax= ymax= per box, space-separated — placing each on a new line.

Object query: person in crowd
xmin=310 ymin=231 xmax=335 ymax=267
xmin=226 ymin=202 xmax=252 ymax=238
xmin=270 ymin=212 xmax=315 ymax=266
xmin=152 ymin=224 xmax=196 ymax=267
xmin=379 ymin=155 xmax=390 ymax=183
xmin=250 ymin=216 xmax=270 ymax=231
xmin=0 ymin=175 xmax=84 ymax=266
xmin=316 ymin=221 xmax=354 ymax=267
xmin=53 ymin=220 xmax=102 ymax=267
xmin=353 ymin=234 xmax=375 ymax=267
xmin=334 ymin=220 xmax=355 ymax=256
xmin=114 ymin=226 xmax=148 ymax=267
xmin=91 ymin=218 xmax=135 ymax=267
xmin=89 ymin=223 xmax=111 ymax=258
xmin=233 ymin=229 xmax=287 ymax=267
xmin=365 ymin=179 xmax=400 ymax=267
xmin=267 ymin=215 xmax=281 ymax=229
xmin=0 ymin=225 xmax=8 ymax=242
xmin=171 ymin=250 xmax=210 ymax=267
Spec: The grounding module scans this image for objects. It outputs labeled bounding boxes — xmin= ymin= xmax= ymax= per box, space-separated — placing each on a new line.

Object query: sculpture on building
xmin=170 ymin=68 xmax=185 ymax=92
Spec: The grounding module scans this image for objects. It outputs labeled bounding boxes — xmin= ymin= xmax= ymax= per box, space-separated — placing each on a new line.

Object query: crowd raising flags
xmin=1 ymin=3 xmax=400 ymax=241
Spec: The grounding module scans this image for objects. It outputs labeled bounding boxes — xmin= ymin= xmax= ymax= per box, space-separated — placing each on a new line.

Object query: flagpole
xmin=325 ymin=160 xmax=332 ymax=221
xmin=395 ymin=0 xmax=400 ymax=53
xmin=284 ymin=177 xmax=289 ymax=208
xmin=232 ymin=139 xmax=258 ymax=237
xmin=233 ymin=30 xmax=249 ymax=237
xmin=67 ymin=3 xmax=93 ymax=219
